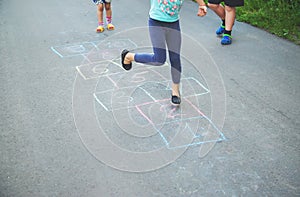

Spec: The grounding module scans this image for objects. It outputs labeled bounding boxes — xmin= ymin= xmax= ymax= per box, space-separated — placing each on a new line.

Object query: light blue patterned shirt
xmin=149 ymin=0 xmax=184 ymax=22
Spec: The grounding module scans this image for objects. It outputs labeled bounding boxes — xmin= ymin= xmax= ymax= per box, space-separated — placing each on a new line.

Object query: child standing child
xmin=93 ymin=0 xmax=115 ymax=33
xmin=121 ymin=0 xmax=207 ymax=106
xmin=208 ymin=0 xmax=244 ymax=45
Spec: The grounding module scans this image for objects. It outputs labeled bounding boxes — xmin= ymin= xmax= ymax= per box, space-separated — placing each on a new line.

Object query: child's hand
xmin=197 ymin=5 xmax=207 ymax=17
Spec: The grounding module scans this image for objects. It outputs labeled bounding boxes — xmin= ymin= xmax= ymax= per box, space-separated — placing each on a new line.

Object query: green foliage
xmin=236 ymin=0 xmax=300 ymax=44
xmin=194 ymin=0 xmax=300 ymax=44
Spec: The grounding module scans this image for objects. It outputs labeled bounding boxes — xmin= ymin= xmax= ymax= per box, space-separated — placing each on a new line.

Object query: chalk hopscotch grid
xmin=75 ymin=60 xmax=120 ymax=80
xmin=92 ymin=71 xmax=225 ymax=148
xmin=76 ymin=60 xmax=169 ymax=81
xmin=52 ymin=39 xmax=226 ymax=148
xmin=86 ymin=59 xmax=225 ymax=148
xmin=51 ymin=42 xmax=98 ymax=58
xmin=93 ymin=76 xmax=210 ymax=112
xmin=132 ymin=97 xmax=226 ymax=149
xmin=50 ymin=39 xmax=137 ymax=59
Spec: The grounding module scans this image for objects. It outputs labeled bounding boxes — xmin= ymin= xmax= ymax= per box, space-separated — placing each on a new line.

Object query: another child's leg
xmin=224 ymin=5 xmax=235 ymax=32
xmin=208 ymin=3 xmax=225 ymax=20
xmin=221 ymin=0 xmax=244 ymax=44
xmin=221 ymin=5 xmax=235 ymax=45
xmin=105 ymin=3 xmax=114 ymax=30
xmin=96 ymin=3 xmax=105 ymax=32
xmin=208 ymin=3 xmax=226 ymax=35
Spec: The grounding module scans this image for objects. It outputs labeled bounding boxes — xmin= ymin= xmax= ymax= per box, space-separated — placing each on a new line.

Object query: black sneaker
xmin=121 ymin=49 xmax=132 ymax=71
xmin=171 ymin=95 xmax=181 ymax=106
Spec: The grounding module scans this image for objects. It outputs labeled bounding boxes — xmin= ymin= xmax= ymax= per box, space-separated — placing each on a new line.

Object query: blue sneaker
xmin=216 ymin=25 xmax=225 ymax=36
xmin=221 ymin=34 xmax=232 ymax=45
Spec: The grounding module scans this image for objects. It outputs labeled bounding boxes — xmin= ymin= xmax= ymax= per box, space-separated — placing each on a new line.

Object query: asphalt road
xmin=1 ymin=0 xmax=299 ymax=196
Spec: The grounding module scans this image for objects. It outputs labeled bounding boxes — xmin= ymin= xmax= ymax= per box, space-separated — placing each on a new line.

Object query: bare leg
xmin=208 ymin=3 xmax=225 ymax=20
xmin=96 ymin=4 xmax=104 ymax=25
xmin=124 ymin=53 xmax=135 ymax=64
xmin=224 ymin=5 xmax=236 ymax=31
xmin=172 ymin=83 xmax=180 ymax=97
xmin=105 ymin=3 xmax=112 ymax=18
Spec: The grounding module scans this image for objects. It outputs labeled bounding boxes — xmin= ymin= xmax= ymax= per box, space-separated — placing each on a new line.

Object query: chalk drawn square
xmin=135 ymin=98 xmax=225 ymax=149
xmin=93 ymin=77 xmax=225 ymax=148
xmin=95 ymin=39 xmax=138 ymax=50
xmin=76 ymin=60 xmax=124 ymax=80
xmin=181 ymin=77 xmax=210 ymax=97
xmin=51 ymin=42 xmax=97 ymax=58
xmin=93 ymin=76 xmax=210 ymax=112
xmin=92 ymin=67 xmax=169 ymax=90
xmin=94 ymin=85 xmax=157 ymax=112
xmin=85 ymin=49 xmax=121 ymax=62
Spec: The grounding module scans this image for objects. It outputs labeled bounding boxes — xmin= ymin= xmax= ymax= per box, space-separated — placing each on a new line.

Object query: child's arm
xmin=195 ymin=0 xmax=207 ymax=16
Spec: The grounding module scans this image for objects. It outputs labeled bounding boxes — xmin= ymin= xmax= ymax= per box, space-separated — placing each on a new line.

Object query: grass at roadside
xmin=194 ymin=0 xmax=300 ymax=45
xmin=236 ymin=0 xmax=300 ymax=44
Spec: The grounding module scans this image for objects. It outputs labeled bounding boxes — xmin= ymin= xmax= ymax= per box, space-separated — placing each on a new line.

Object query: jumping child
xmin=121 ymin=0 xmax=207 ymax=106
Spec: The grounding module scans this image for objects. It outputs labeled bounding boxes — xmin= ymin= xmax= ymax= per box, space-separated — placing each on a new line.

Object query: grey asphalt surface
xmin=1 ymin=0 xmax=300 ymax=196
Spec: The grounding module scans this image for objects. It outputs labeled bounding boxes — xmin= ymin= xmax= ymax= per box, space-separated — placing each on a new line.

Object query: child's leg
xmin=224 ymin=5 xmax=235 ymax=32
xmin=104 ymin=2 xmax=115 ymax=30
xmin=220 ymin=5 xmax=235 ymax=44
xmin=223 ymin=0 xmax=244 ymax=32
xmin=96 ymin=3 xmax=104 ymax=26
xmin=104 ymin=3 xmax=112 ymax=23
xmin=165 ymin=21 xmax=181 ymax=97
xmin=123 ymin=46 xmax=166 ymax=67
xmin=207 ymin=3 xmax=225 ymax=20
xmin=134 ymin=25 xmax=166 ymax=65
xmin=221 ymin=0 xmax=244 ymax=44
xmin=124 ymin=19 xmax=167 ymax=66
xmin=208 ymin=1 xmax=226 ymax=35
xmin=95 ymin=3 xmax=105 ymax=32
